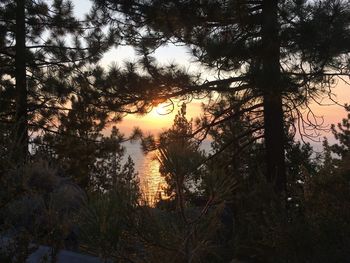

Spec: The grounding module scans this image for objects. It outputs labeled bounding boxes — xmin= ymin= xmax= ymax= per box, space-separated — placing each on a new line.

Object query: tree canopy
xmin=1 ymin=0 xmax=350 ymax=262
xmin=0 ymin=0 xmax=116 ymax=163
xmin=89 ymin=0 xmax=350 ymax=195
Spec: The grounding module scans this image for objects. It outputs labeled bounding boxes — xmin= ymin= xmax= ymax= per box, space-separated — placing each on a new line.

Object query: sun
xmin=148 ymin=102 xmax=173 ymax=117
xmin=138 ymin=102 xmax=176 ymax=127
xmin=120 ymin=100 xmax=202 ymax=134
xmin=154 ymin=102 xmax=173 ymax=115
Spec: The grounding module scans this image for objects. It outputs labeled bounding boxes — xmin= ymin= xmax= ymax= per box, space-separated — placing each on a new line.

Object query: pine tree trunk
xmin=14 ymin=0 xmax=28 ymax=164
xmin=261 ymin=0 xmax=286 ymax=195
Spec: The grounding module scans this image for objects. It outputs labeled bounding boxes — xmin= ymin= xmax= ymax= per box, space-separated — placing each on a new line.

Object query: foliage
xmin=1 ymin=1 xmax=350 ymax=262
xmin=230 ymin=108 xmax=350 ymax=262
xmin=32 ymin=94 xmax=128 ymax=190
xmin=0 ymin=159 xmax=85 ymax=262
xmin=330 ymin=105 xmax=350 ymax=159
xmin=78 ymin=185 xmax=139 ymax=261
xmin=156 ymin=104 xmax=205 ymax=199
xmin=92 ymin=0 xmax=350 ymax=192
xmin=0 ymin=0 xmax=122 ymax=165
xmin=130 ymin=104 xmax=236 ymax=262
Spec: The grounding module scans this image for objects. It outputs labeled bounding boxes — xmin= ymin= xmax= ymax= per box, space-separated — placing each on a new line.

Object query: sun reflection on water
xmin=139 ymin=152 xmax=167 ymax=205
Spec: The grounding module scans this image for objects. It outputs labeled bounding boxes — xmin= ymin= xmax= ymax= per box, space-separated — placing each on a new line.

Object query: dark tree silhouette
xmin=91 ymin=0 xmax=350 ymax=196
xmin=330 ymin=105 xmax=350 ymax=159
xmin=0 ymin=0 xmax=114 ymax=164
xmin=14 ymin=0 xmax=27 ymax=164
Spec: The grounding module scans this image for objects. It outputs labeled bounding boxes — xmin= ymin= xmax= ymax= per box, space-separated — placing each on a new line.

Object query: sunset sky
xmin=73 ymin=1 xmax=350 ymax=144
xmin=107 ymin=44 xmax=350 ymax=146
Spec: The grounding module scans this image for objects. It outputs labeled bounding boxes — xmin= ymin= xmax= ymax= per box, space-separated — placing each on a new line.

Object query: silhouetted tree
xmin=330 ymin=105 xmax=350 ymax=159
xmin=32 ymin=93 xmax=134 ymax=190
xmin=0 ymin=0 xmax=114 ymax=164
xmin=92 ymin=0 xmax=350 ymax=197
xmin=139 ymin=104 xmax=237 ymax=262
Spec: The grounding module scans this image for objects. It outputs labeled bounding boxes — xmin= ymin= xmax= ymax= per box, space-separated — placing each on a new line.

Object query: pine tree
xmin=157 ymin=104 xmax=204 ymax=207
xmin=92 ymin=0 xmax=350 ymax=196
xmin=0 ymin=0 xmax=115 ymax=164
xmin=31 ymin=79 xmax=140 ymax=191
xmin=330 ymin=105 xmax=350 ymax=159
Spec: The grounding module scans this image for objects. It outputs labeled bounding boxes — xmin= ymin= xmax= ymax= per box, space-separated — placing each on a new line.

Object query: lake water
xmin=124 ymin=140 xmax=212 ymax=203
xmin=124 ymin=142 xmax=166 ymax=203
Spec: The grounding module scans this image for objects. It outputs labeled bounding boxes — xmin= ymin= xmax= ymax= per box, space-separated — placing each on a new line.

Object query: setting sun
xmin=148 ymin=102 xmax=174 ymax=118
xmin=119 ymin=101 xmax=203 ymax=135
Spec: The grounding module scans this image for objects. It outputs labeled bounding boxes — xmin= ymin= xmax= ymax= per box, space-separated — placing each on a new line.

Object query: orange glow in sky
xmin=71 ymin=0 xmax=350 ymax=142
xmin=117 ymin=83 xmax=350 ymax=145
xmin=119 ymin=101 xmax=203 ymax=135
